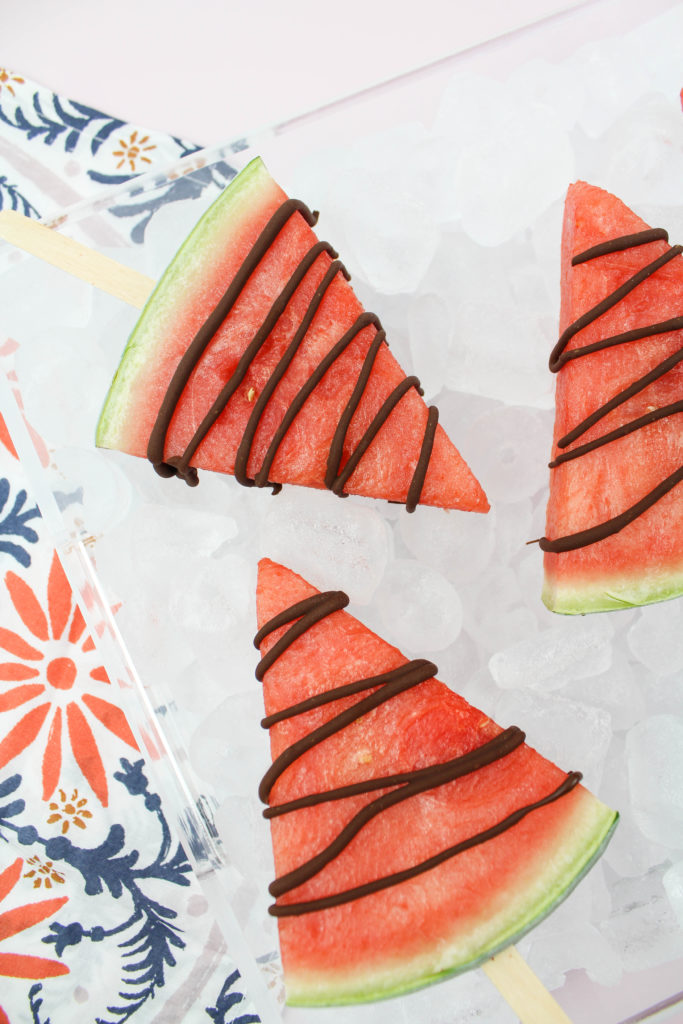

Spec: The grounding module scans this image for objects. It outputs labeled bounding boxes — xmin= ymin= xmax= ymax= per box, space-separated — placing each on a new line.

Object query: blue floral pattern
xmin=0 ymin=175 xmax=39 ymax=217
xmin=0 ymin=762 xmax=258 ymax=1023
xmin=0 ymin=71 xmax=260 ymax=1024
xmin=205 ymin=971 xmax=261 ymax=1024
xmin=0 ymin=476 xmax=41 ymax=567
xmin=107 ymin=160 xmax=238 ymax=244
xmin=0 ymin=93 xmax=124 ymax=155
xmin=0 ymin=71 xmax=241 ymax=242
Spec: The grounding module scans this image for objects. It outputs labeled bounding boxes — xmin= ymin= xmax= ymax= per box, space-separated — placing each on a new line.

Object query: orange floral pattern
xmin=0 ymin=856 xmax=69 ymax=1024
xmin=46 ymin=787 xmax=92 ymax=834
xmin=22 ymin=857 xmax=65 ymax=890
xmin=0 ymin=552 xmax=138 ymax=806
xmin=112 ymin=129 xmax=156 ymax=172
xmin=0 ymin=412 xmax=17 ymax=461
xmin=0 ymin=70 xmax=24 ymax=98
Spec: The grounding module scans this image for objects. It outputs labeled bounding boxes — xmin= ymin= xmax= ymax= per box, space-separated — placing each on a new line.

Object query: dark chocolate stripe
xmin=148 ymin=197 xmax=317 ymax=479
xmin=270 ymin=772 xmax=582 ymax=917
xmin=554 ymin=317 xmax=683 ymax=369
xmin=255 ymin=590 xmax=348 ymax=682
xmin=549 ymin=244 xmax=682 ymax=373
xmin=572 ymin=228 xmax=669 ymax=266
xmin=540 ymin=465 xmax=683 ymax=553
xmin=234 ymin=256 xmax=349 ymax=488
xmin=331 ymin=375 xmax=424 ymax=496
xmin=544 ymin=226 xmax=683 ymax=552
xmin=254 ymin=314 xmax=384 ymax=490
xmin=550 ymin=401 xmax=683 ymax=467
xmin=268 ymin=726 xmax=526 ymax=897
xmin=255 ymin=590 xmax=578 ymax=917
xmin=325 ymin=321 xmax=385 ymax=491
xmin=261 ymin=661 xmax=428 ymax=728
xmin=258 ymin=659 xmax=437 ymax=804
xmin=406 ymin=405 xmax=439 ymax=513
xmin=558 ymin=345 xmax=683 ymax=449
xmin=254 ymin=591 xmax=348 ymax=648
xmin=148 ymin=193 xmax=437 ymax=509
xmin=264 ymin=724 xmax=524 ymax=818
xmin=172 ymin=241 xmax=339 ymax=482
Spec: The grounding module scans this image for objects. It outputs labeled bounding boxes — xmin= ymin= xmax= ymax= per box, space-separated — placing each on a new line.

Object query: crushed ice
xmin=4 ymin=5 xmax=683 ymax=1020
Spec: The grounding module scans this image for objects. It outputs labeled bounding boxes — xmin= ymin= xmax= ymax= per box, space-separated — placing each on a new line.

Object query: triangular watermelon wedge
xmin=542 ymin=181 xmax=683 ymax=614
xmin=254 ymin=558 xmax=617 ymax=1005
xmin=96 ymin=157 xmax=488 ymax=513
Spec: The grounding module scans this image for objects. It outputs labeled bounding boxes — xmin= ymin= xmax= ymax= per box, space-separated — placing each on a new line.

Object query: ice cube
xmin=169 ymin=553 xmax=254 ymax=636
xmin=641 ymin=669 xmax=683 ymax=717
xmin=627 ymin=602 xmax=683 ymax=677
xmin=516 ymin=547 xmax=551 ymax=617
xmin=293 ymin=121 xmax=439 ymax=296
xmin=407 ymin=292 xmax=452 ymax=401
xmin=568 ymin=38 xmax=653 ymax=138
xmin=602 ymin=866 xmax=683 ymax=972
xmin=47 ymin=446 xmax=133 ymax=537
xmin=464 ymin=559 xmax=540 ymax=658
xmin=372 ymin=558 xmax=462 ymax=654
xmin=528 ymin=923 xmax=622 ymax=989
xmin=493 ymin=499 xmax=533 ymax=564
xmin=190 ymin=689 xmax=268 ymax=797
xmin=444 ymin=84 xmax=574 ymax=246
xmin=479 ymin=605 xmax=539 ymax=660
xmin=400 ymin=969 xmax=517 ymax=1024
xmin=493 ymin=690 xmax=612 ymax=792
xmin=596 ymin=94 xmax=683 ymax=208
xmin=260 ymin=487 xmax=391 ymax=606
xmin=14 ymin=326 xmax=113 ymax=449
xmin=439 ymin=232 xmax=554 ymax=408
xmin=397 ymin=502 xmax=496 ymax=587
xmin=463 ymin=566 xmax=522 ymax=647
xmin=508 ymin=57 xmax=583 ymax=132
xmin=626 ymin=714 xmax=683 ymax=849
xmin=131 ymin=501 xmax=239 ymax=564
xmin=489 ymin=618 xmax=614 ymax=692
xmin=347 ymin=198 xmax=439 ymax=296
xmin=663 ymin=859 xmax=683 ymax=930
xmin=0 ymin=259 xmax=93 ymax=336
xmin=600 ymin=736 xmax=669 ymax=880
xmin=570 ymin=651 xmax=645 ymax=732
xmin=461 ymin=405 xmax=551 ymax=504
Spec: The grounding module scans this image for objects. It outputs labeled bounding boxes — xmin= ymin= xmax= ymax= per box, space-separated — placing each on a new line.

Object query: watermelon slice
xmin=541 ymin=181 xmax=683 ymax=614
xmin=254 ymin=557 xmax=617 ymax=1005
xmin=96 ymin=157 xmax=487 ymax=513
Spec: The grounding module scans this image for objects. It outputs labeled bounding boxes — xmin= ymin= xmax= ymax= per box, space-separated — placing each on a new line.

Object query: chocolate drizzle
xmin=541 ymin=225 xmax=683 ymax=553
xmin=147 ymin=196 xmax=438 ymax=510
xmin=255 ymin=589 xmax=581 ymax=916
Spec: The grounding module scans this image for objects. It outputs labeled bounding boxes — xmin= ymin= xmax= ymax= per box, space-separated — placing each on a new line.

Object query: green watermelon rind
xmin=542 ymin=570 xmax=683 ymax=615
xmin=285 ymin=800 xmax=618 ymax=1006
xmin=95 ymin=156 xmax=269 ymax=451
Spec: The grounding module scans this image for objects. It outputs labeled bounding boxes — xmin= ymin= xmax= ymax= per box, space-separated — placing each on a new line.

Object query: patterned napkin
xmin=0 ymin=68 xmax=260 ymax=1024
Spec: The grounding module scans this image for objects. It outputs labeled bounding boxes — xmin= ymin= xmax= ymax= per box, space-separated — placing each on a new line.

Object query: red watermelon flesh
xmin=96 ymin=157 xmax=488 ymax=513
xmin=255 ymin=558 xmax=617 ymax=1005
xmin=542 ymin=181 xmax=683 ymax=614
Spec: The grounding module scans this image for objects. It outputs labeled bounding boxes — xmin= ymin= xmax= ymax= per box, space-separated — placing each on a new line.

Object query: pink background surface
xmin=3 ymin=0 xmax=592 ymax=145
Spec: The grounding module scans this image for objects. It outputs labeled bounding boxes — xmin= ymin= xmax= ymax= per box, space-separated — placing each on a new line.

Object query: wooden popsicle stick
xmin=0 ymin=209 xmax=154 ymax=308
xmin=482 ymin=945 xmax=574 ymax=1024
xmin=0 ymin=207 xmax=576 ymax=1024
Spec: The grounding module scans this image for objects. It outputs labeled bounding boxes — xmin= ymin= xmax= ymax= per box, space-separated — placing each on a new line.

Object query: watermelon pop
xmin=541 ymin=182 xmax=683 ymax=614
xmin=254 ymin=557 xmax=617 ymax=1006
xmin=96 ymin=157 xmax=488 ymax=514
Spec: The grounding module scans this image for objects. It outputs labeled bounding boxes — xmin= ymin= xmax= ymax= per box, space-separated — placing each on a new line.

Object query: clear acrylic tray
xmin=2 ymin=1 xmax=683 ymax=1021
